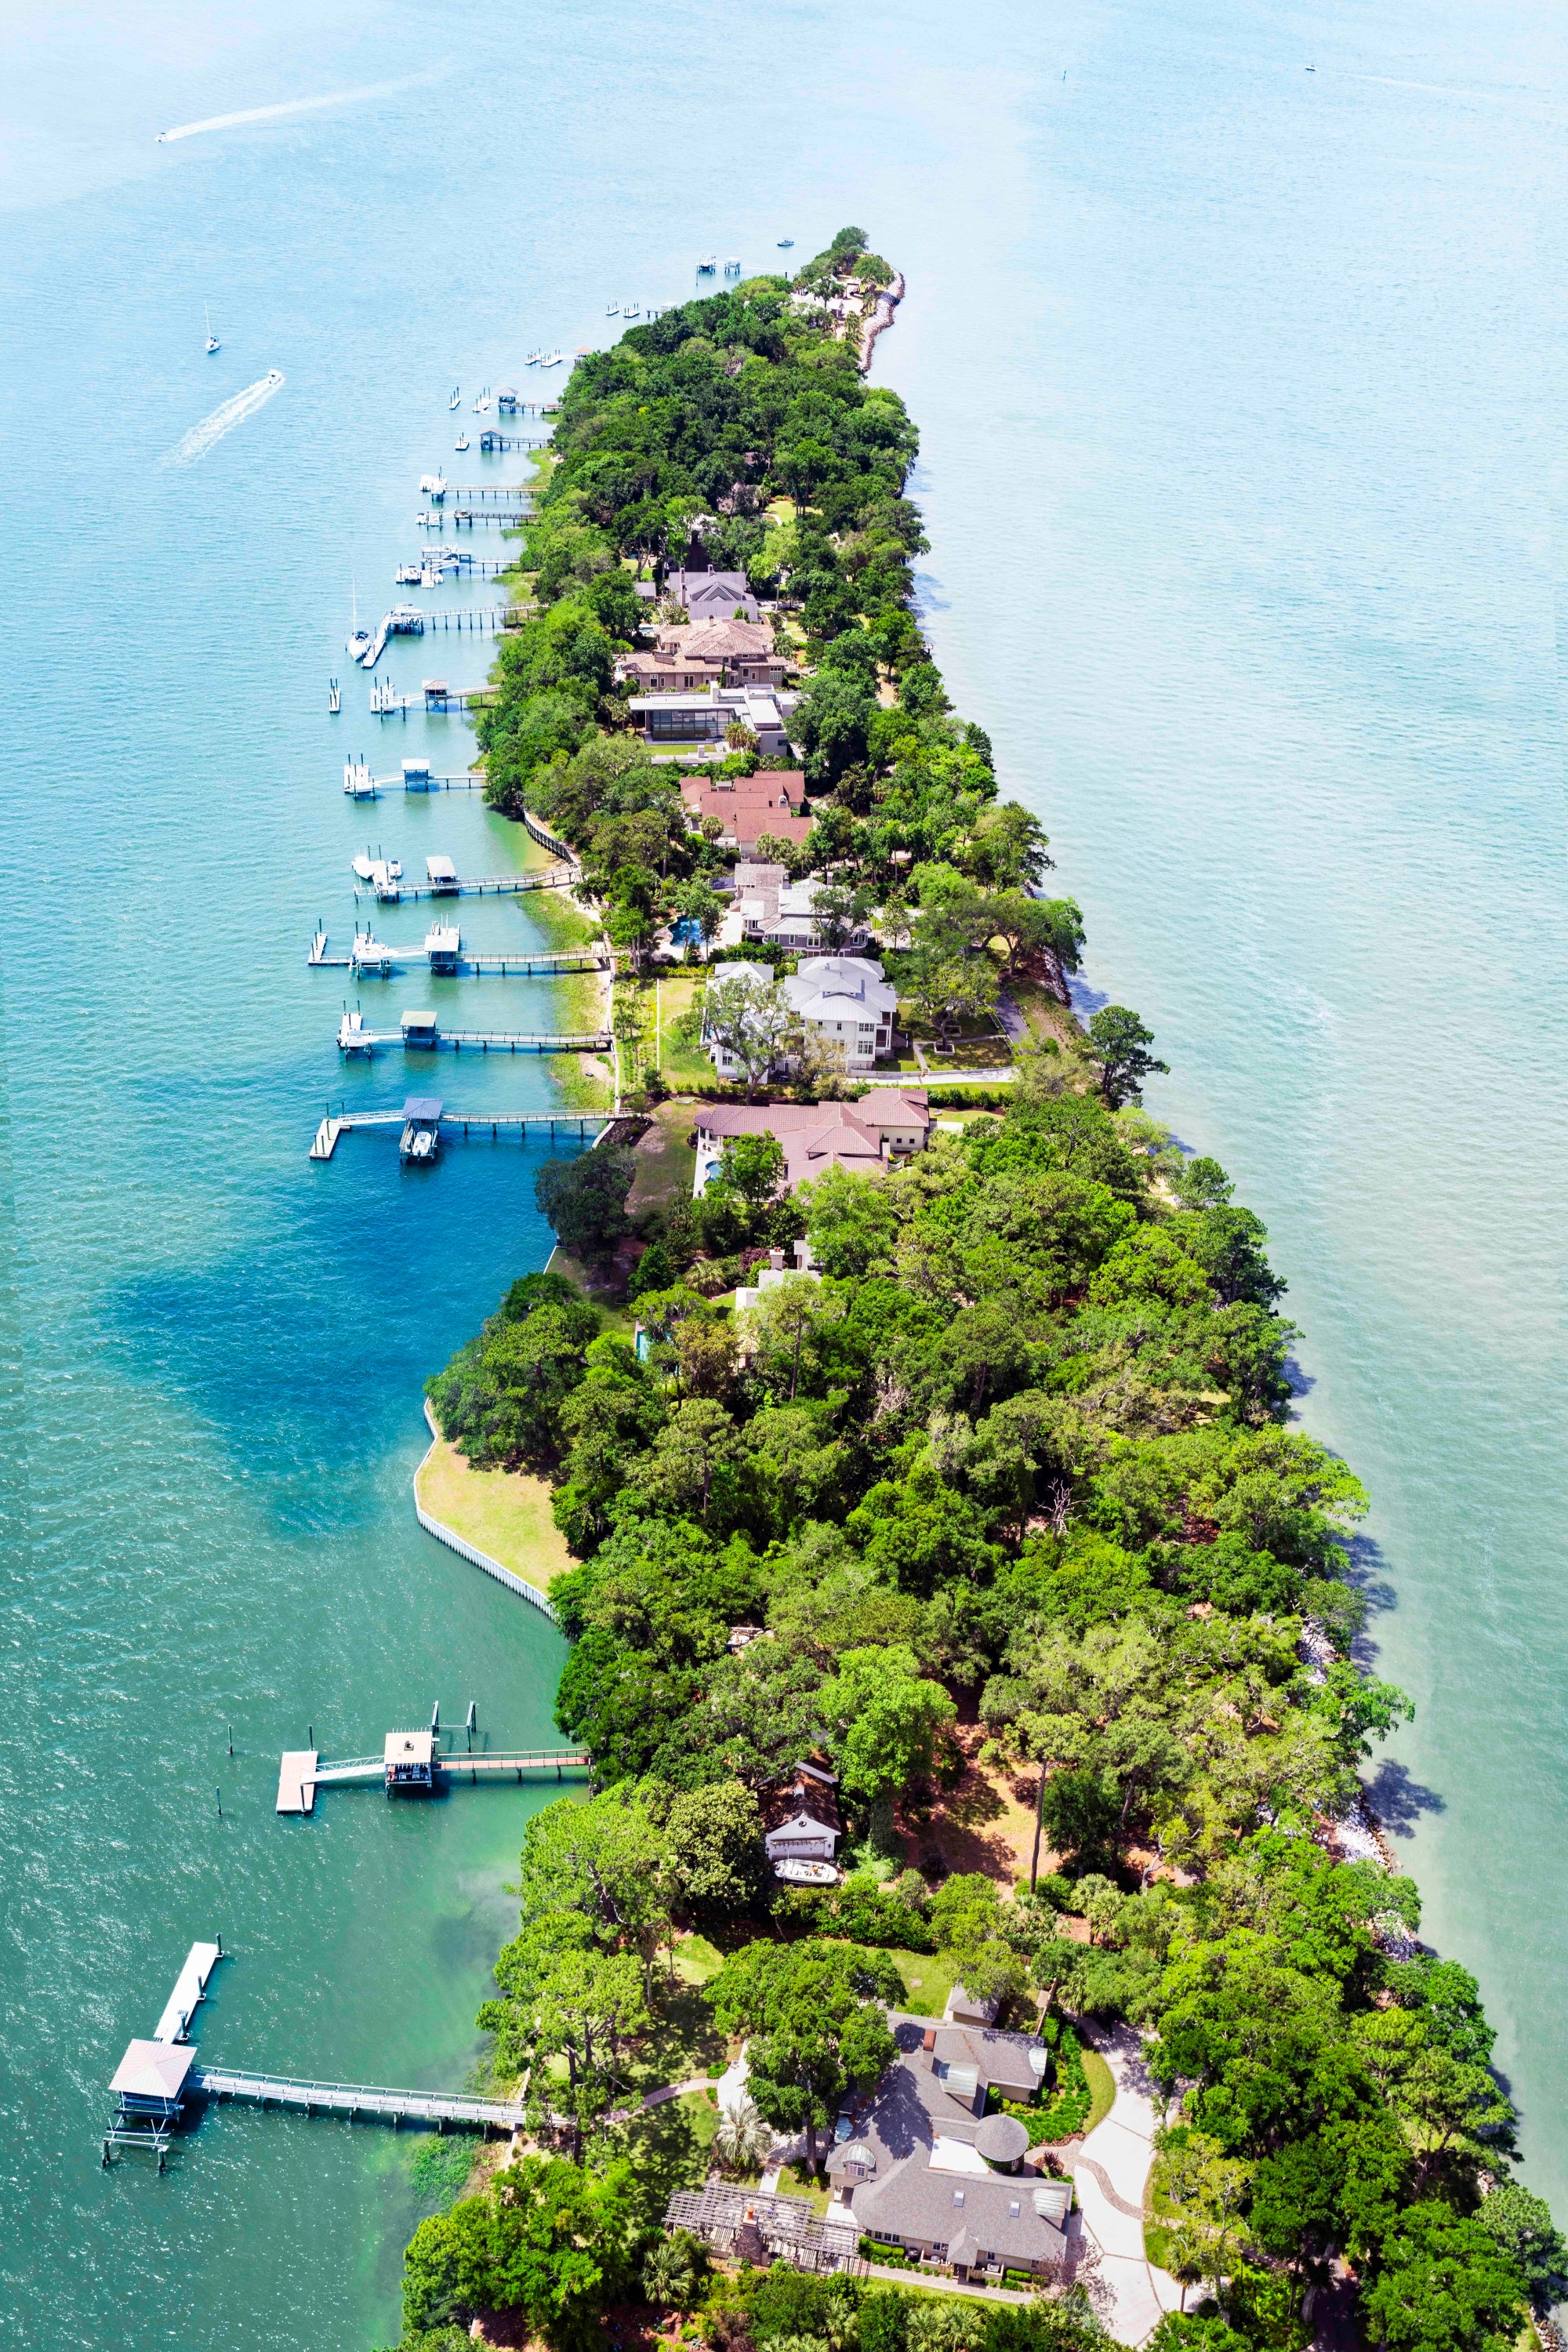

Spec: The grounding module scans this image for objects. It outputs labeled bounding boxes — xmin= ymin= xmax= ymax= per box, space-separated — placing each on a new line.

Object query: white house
xmin=782 ymin=956 xmax=896 ymax=1071
xmin=763 ymin=1762 xmax=844 ymax=1874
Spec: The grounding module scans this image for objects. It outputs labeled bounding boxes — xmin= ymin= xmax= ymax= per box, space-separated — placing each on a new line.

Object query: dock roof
xmin=111 ymin=2038 xmax=196 ymax=2103
xmin=402 ymin=1097 xmax=444 ymax=1122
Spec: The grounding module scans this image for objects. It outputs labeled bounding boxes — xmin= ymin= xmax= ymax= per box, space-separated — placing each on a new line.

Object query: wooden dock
xmin=191 ymin=2066 xmax=524 ymax=2132
xmin=310 ymin=1109 xmax=613 ymax=1161
xmin=309 ymin=931 xmax=608 ymax=977
xmin=337 ymin=1019 xmax=611 ymax=1056
xmin=276 ymin=1741 xmax=591 ymax=1812
xmin=353 ymin=869 xmax=579 ymax=902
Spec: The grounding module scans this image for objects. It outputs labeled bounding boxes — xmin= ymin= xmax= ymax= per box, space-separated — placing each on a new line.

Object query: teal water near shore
xmin=3 ymin=0 xmax=1565 ymax=2343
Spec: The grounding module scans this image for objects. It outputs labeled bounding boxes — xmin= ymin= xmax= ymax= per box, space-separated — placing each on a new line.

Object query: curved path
xmin=1069 ymin=2024 xmax=1185 ymax=2344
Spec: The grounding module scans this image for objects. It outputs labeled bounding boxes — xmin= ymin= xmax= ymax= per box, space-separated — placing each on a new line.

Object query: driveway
xmin=1070 ymin=2024 xmax=1185 ymax=2343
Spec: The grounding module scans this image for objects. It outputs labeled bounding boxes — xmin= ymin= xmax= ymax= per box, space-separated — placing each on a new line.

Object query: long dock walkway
xmin=310 ymin=932 xmax=608 ymax=977
xmin=277 ymin=1743 xmax=591 ymax=1812
xmin=337 ymin=1019 xmax=608 ymax=1055
xmin=352 ymin=869 xmax=579 ymax=902
xmin=309 ymin=1109 xmax=614 ymax=1160
xmin=191 ymin=2067 xmax=523 ymax=2132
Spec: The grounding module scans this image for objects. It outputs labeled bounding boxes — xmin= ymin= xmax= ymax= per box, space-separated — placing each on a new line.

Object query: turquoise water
xmin=3 ymin=0 xmax=1565 ymax=2343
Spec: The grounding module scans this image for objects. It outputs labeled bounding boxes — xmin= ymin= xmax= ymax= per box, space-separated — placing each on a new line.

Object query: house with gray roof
xmin=822 ymin=2015 xmax=1070 ymax=2285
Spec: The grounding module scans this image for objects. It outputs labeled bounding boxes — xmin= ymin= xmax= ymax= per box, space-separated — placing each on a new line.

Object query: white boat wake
xmin=160 ymin=370 xmax=285 ymax=467
xmin=156 ymin=72 xmax=443 ymax=143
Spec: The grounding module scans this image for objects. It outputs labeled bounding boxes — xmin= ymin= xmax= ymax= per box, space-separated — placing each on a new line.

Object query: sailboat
xmin=205 ymin=303 xmax=220 ymax=354
xmin=347 ymin=582 xmax=372 ymax=665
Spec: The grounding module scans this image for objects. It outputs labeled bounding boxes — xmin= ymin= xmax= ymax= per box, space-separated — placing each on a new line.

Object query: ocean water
xmin=2 ymin=0 xmax=1564 ymax=2343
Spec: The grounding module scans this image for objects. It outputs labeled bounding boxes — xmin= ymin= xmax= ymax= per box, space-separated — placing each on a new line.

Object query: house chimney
xmin=921 ymin=2027 xmax=937 ymax=2065
xmin=769 ymin=1247 xmax=785 ymax=1272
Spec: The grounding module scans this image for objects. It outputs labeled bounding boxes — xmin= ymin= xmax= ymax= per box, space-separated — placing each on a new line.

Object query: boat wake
xmin=156 ymin=71 xmax=445 ymax=144
xmin=160 ymin=370 xmax=285 ymax=467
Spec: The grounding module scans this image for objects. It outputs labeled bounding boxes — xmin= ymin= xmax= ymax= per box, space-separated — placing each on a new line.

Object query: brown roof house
xmin=763 ymin=1762 xmax=844 ymax=1879
xmin=680 ymin=771 xmax=811 ymax=858
xmin=654 ymin=619 xmax=787 ymax=688
xmin=691 ymin=1093 xmax=931 ymax=1195
xmin=823 ymin=2016 xmax=1073 ymax=2285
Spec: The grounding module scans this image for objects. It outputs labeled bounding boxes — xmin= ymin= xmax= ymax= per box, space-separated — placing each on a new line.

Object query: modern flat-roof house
xmin=628 ymin=684 xmax=793 ymax=760
xmin=691 ymin=1092 xmax=931 ymax=1194
xmin=823 ymin=2016 xmax=1070 ymax=2286
xmin=762 ymin=1761 xmax=844 ymax=1876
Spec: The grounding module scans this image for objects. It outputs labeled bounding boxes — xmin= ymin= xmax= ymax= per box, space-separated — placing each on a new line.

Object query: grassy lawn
xmin=655 ymin=972 xmax=715 ymax=1090
xmin=416 ymin=1430 xmax=575 ymax=1588
xmin=1007 ymin=976 xmax=1088 ymax=1058
xmin=776 ymin=2164 xmax=829 ymax=2213
xmin=1080 ymin=2044 xmax=1116 ymax=2135
xmin=628 ymin=1095 xmax=699 ymax=1221
xmin=623 ymin=1982 xmax=728 ymax=2101
xmin=878 ymin=1948 xmax=960 ymax=2019
xmin=670 ymin=1933 xmax=726 ymax=1986
xmin=546 ymin=1248 xmax=639 ymax=1334
xmin=622 ymin=2089 xmax=721 ymax=2209
xmin=524 ymin=886 xmax=603 ymax=950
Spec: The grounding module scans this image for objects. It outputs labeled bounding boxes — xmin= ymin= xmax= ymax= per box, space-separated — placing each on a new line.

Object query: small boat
xmin=347 ymin=581 xmax=372 ymax=664
xmin=606 ymin=303 xmax=619 ymax=316
xmin=474 ymin=388 xmax=492 ymax=414
xmin=204 ymin=303 xmax=220 ymax=354
xmin=419 ymin=472 xmax=448 ymax=500
xmin=394 ymin=563 xmax=422 ymax=586
xmin=351 ymin=854 xmax=376 ymax=881
xmin=544 ymin=350 xmax=564 ymax=368
xmin=337 ymin=1009 xmax=371 ymax=1054
xmin=524 ymin=349 xmax=542 ymax=366
xmin=454 ymin=431 xmax=470 ymax=452
xmin=449 ymin=384 xmax=460 ymax=408
xmin=777 ymin=238 xmax=794 ymax=249
xmin=622 ymin=303 xmax=640 ymax=321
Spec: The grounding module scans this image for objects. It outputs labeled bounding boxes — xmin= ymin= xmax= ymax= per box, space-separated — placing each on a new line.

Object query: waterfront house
xmin=664 ymin=568 xmax=760 ymax=622
xmin=681 ymin=771 xmax=811 ymax=858
xmin=782 ymin=956 xmax=898 ymax=1069
xmin=628 ymin=684 xmax=793 ymax=760
xmin=652 ymin=618 xmax=786 ymax=688
xmin=691 ymin=1091 xmax=931 ymax=1195
xmin=822 ymin=2016 xmax=1067 ymax=2285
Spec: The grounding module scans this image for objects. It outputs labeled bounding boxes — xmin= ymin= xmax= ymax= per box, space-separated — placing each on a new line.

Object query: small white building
xmin=764 ymin=1762 xmax=844 ymax=1875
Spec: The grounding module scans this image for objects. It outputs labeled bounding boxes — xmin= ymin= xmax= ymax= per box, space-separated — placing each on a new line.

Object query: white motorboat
xmin=337 ymin=1009 xmax=371 ymax=1054
xmin=777 ymin=238 xmax=794 ymax=249
xmin=622 ymin=303 xmax=639 ymax=320
xmin=419 ymin=472 xmax=448 ymax=500
xmin=774 ymin=1859 xmax=839 ymax=1887
xmin=474 ymin=388 xmax=492 ymax=414
xmin=347 ymin=581 xmax=372 ymax=664
xmin=454 ymin=431 xmax=470 ymax=452
xmin=351 ymin=854 xmax=376 ymax=881
xmin=606 ymin=303 xmax=619 ymax=316
xmin=204 ymin=303 xmax=220 ymax=354
xmin=394 ymin=563 xmax=421 ymax=586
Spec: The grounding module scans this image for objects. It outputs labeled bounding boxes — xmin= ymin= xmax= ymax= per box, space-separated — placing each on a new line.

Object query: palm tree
xmin=642 ymin=2230 xmax=704 ymax=2311
xmin=712 ymin=2096 xmax=775 ymax=2176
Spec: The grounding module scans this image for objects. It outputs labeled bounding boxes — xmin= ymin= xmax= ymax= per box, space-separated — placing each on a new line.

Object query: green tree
xmin=707 ymin=1938 xmax=903 ymax=2169
xmin=517 ymin=1787 xmax=672 ymax=1999
xmin=400 ymin=2155 xmax=640 ymax=2349
xmin=717 ymin=1130 xmax=786 ymax=1209
xmin=535 ymin=1147 xmax=637 ymax=1258
xmin=702 ymin=973 xmax=798 ymax=1100
xmin=665 ymin=1779 xmax=767 ymax=1917
xmin=1477 ymin=2179 xmax=1568 ymax=2309
xmin=1087 ymin=1005 xmax=1169 ymax=1109
xmin=1359 ymin=2200 xmax=1528 ymax=2352
xmin=818 ymin=1643 xmax=956 ymax=1803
